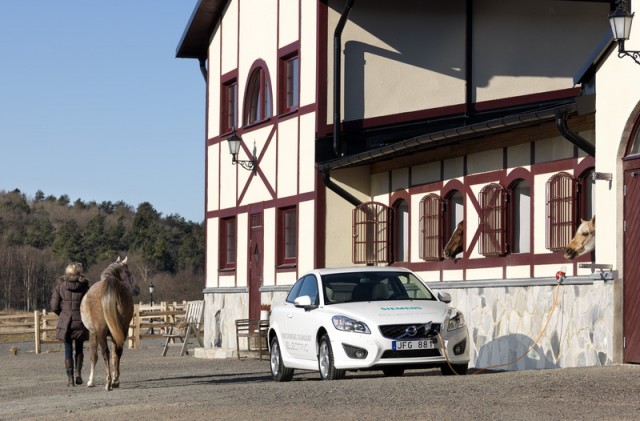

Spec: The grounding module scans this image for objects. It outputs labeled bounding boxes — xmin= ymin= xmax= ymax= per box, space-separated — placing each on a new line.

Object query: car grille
xmin=379 ymin=323 xmax=441 ymax=340
xmin=381 ymin=349 xmax=441 ymax=359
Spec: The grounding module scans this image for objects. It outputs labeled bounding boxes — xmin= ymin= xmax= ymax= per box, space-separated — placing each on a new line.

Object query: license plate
xmin=392 ymin=339 xmax=435 ymax=351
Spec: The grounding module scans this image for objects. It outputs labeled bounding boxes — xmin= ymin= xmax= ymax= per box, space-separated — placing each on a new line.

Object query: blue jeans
xmin=64 ymin=338 xmax=84 ymax=361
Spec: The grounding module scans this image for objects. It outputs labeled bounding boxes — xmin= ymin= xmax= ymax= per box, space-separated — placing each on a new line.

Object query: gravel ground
xmin=1 ymin=340 xmax=640 ymax=421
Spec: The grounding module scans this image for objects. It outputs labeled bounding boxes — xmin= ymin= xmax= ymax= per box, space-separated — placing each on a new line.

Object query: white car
xmin=268 ymin=267 xmax=470 ymax=381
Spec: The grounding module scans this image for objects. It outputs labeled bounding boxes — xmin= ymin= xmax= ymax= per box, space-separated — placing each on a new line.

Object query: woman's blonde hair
xmin=65 ymin=262 xmax=84 ymax=276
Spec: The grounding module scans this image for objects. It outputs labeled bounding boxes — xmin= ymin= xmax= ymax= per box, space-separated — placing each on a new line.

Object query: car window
xmin=285 ymin=278 xmax=304 ymax=303
xmin=286 ymin=275 xmax=319 ymax=305
xmin=298 ymin=275 xmax=319 ymax=305
xmin=321 ymin=271 xmax=435 ymax=304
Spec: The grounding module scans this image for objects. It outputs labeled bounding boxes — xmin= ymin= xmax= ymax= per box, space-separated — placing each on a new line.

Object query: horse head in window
xmin=443 ymin=220 xmax=464 ymax=259
xmin=564 ymin=216 xmax=595 ymax=260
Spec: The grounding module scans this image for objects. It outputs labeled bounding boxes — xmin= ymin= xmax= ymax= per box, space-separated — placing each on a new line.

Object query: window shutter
xmin=479 ymin=183 xmax=507 ymax=257
xmin=352 ymin=202 xmax=392 ymax=264
xmin=419 ymin=194 xmax=444 ymax=261
xmin=546 ymin=172 xmax=577 ymax=252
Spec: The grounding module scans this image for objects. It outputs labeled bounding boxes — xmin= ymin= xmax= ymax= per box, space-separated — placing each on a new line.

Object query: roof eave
xmin=176 ymin=0 xmax=226 ymax=59
xmin=317 ymin=101 xmax=581 ymax=172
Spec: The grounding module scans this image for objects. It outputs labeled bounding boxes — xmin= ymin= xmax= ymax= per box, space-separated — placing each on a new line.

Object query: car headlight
xmin=332 ymin=315 xmax=371 ymax=334
xmin=447 ymin=310 xmax=466 ymax=331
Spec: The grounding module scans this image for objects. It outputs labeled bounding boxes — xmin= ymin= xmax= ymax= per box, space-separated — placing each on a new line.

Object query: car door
xmin=280 ymin=274 xmax=320 ymax=361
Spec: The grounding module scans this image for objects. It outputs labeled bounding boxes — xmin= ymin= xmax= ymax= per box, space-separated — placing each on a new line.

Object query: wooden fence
xmin=0 ymin=301 xmax=189 ymax=354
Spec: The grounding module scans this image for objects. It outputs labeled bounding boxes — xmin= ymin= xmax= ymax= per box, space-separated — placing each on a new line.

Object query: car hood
xmin=326 ymin=300 xmax=450 ymax=324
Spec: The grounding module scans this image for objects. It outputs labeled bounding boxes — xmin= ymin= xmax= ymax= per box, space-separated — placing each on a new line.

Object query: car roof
xmin=310 ymin=266 xmax=413 ymax=276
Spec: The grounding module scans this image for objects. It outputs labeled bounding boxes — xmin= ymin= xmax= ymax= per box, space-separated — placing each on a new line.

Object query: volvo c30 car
xmin=268 ymin=267 xmax=469 ymax=381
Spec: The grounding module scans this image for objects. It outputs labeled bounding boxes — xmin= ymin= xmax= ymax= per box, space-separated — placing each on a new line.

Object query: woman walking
xmin=50 ymin=262 xmax=90 ymax=386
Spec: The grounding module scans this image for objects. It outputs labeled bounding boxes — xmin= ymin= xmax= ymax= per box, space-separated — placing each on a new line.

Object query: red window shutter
xmin=546 ymin=172 xmax=577 ymax=252
xmin=419 ymin=194 xmax=444 ymax=261
xmin=479 ymin=183 xmax=507 ymax=257
xmin=352 ymin=202 xmax=392 ymax=264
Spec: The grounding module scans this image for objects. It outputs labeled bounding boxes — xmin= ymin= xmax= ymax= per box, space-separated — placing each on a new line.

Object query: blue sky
xmin=0 ymin=1 xmax=205 ymax=223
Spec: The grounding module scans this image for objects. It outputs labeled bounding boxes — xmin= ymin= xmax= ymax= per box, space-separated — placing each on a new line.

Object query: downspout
xmin=555 ymin=110 xmax=595 ymax=157
xmin=465 ymin=0 xmax=473 ymax=118
xmin=198 ymin=57 xmax=207 ymax=81
xmin=333 ymin=0 xmax=355 ymax=157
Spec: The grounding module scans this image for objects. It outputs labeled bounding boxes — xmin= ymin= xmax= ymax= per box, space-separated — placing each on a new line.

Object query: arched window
xmin=546 ymin=172 xmax=577 ymax=252
xmin=444 ymin=190 xmax=464 ymax=258
xmin=393 ymin=199 xmax=409 ymax=262
xmin=352 ymin=202 xmax=391 ymax=264
xmin=446 ymin=190 xmax=464 ymax=236
xmin=419 ymin=194 xmax=444 ymax=261
xmin=479 ymin=183 xmax=507 ymax=257
xmin=243 ymin=66 xmax=272 ymax=125
xmin=579 ymin=168 xmax=595 ymax=221
xmin=509 ymin=179 xmax=531 ymax=254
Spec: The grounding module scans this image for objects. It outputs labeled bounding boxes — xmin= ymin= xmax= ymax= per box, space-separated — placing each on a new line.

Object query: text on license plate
xmin=392 ymin=339 xmax=435 ymax=351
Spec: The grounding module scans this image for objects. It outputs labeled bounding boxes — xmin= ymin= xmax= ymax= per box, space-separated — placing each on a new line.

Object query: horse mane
xmin=101 ymin=262 xmax=128 ymax=348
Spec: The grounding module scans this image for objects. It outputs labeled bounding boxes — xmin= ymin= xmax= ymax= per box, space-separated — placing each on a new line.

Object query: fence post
xmin=134 ymin=304 xmax=141 ymax=349
xmin=129 ymin=304 xmax=138 ymax=349
xmin=34 ymin=310 xmax=41 ymax=354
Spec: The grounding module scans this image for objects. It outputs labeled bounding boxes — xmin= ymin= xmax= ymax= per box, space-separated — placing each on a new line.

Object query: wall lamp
xmin=609 ymin=0 xmax=640 ymax=65
xmin=227 ymin=131 xmax=257 ymax=175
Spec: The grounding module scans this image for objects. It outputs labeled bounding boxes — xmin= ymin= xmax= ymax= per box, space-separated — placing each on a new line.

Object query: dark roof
xmin=176 ymin=0 xmax=227 ymax=59
xmin=317 ymin=100 xmax=587 ymax=172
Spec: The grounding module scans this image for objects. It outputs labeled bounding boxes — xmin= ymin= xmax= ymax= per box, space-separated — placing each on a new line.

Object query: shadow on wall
xmin=214 ymin=309 xmax=222 ymax=348
xmin=474 ymin=333 xmax=558 ymax=371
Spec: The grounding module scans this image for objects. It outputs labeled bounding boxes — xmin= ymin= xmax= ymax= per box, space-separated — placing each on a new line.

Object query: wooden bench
xmin=235 ymin=319 xmax=269 ymax=360
xmin=161 ymin=300 xmax=205 ymax=356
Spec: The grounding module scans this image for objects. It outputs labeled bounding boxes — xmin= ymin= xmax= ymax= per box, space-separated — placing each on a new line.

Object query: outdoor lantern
xmin=226 ymin=131 xmax=257 ymax=174
xmin=149 ymin=282 xmax=155 ymax=305
xmin=610 ymin=2 xmax=633 ymax=41
xmin=227 ymin=131 xmax=242 ymax=161
xmin=609 ymin=1 xmax=640 ymax=65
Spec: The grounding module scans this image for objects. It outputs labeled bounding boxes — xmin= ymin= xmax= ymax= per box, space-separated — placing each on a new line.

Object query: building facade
xmin=177 ymin=0 xmax=640 ymax=369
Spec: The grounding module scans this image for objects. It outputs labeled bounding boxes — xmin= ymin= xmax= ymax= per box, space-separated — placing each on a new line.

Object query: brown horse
xmin=80 ymin=257 xmax=139 ymax=391
xmin=443 ymin=220 xmax=464 ymax=259
xmin=564 ymin=216 xmax=595 ymax=260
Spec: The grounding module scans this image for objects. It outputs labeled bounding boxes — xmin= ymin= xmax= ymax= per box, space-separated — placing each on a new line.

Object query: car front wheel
xmin=318 ymin=334 xmax=345 ymax=380
xmin=270 ymin=336 xmax=294 ymax=382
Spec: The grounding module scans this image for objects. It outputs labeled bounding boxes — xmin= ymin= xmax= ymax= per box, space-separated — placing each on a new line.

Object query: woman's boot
xmin=65 ymin=359 xmax=75 ymax=387
xmin=75 ymin=353 xmax=83 ymax=385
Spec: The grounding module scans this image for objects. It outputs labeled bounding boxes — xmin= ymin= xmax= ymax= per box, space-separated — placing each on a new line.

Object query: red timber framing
xmin=386 ymin=152 xmax=595 ymax=280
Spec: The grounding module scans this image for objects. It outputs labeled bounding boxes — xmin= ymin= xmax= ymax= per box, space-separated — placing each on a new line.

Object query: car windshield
xmin=321 ymin=271 xmax=436 ymax=304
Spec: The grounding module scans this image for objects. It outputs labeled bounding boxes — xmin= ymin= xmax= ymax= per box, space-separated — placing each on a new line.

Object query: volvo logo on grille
xmin=405 ymin=326 xmax=418 ymax=337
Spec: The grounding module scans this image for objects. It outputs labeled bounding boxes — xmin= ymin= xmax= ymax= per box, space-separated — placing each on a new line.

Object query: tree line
xmin=0 ymin=189 xmax=205 ymax=312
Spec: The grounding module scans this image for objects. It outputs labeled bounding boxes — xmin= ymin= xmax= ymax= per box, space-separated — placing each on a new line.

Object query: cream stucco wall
xmin=473 ymin=0 xmax=609 ymax=103
xmin=201 ymin=0 xmax=322 ymax=354
xmin=278 ymin=0 xmax=299 ymax=47
xmin=592 ymin=3 xmax=640 ymax=364
xmin=325 ymin=0 xmax=608 ymax=126
xmin=326 ymin=0 xmax=466 ymax=123
xmin=324 ymin=167 xmax=371 ymax=268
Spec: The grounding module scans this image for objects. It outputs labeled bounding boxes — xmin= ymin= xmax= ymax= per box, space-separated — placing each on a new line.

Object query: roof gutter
xmin=333 ymin=0 xmax=355 ymax=157
xmin=318 ymin=102 xmax=580 ymax=172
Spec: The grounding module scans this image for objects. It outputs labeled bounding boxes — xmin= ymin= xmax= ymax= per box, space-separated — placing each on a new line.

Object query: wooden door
xmin=624 ymin=163 xmax=640 ymax=362
xmin=248 ymin=213 xmax=263 ymax=320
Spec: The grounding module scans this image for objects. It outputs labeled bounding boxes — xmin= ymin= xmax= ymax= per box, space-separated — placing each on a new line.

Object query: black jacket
xmin=49 ymin=275 xmax=89 ymax=341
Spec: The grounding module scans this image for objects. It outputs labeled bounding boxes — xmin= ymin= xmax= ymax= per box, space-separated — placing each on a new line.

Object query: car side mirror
xmin=437 ymin=291 xmax=452 ymax=303
xmin=294 ymin=295 xmax=317 ymax=310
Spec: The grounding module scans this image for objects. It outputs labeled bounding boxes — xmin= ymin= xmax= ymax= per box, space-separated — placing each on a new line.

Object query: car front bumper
xmin=330 ymin=326 xmax=470 ymax=370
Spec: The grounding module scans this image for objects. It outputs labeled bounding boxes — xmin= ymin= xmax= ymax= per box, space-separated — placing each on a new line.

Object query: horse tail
xmin=102 ymin=278 xmax=126 ymax=348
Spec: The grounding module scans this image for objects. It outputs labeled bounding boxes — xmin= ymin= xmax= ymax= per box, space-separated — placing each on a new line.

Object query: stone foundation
xmin=196 ymin=279 xmax=616 ymax=370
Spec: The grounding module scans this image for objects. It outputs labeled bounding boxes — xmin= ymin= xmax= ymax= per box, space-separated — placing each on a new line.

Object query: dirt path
xmin=2 ymin=340 xmax=640 ymax=420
